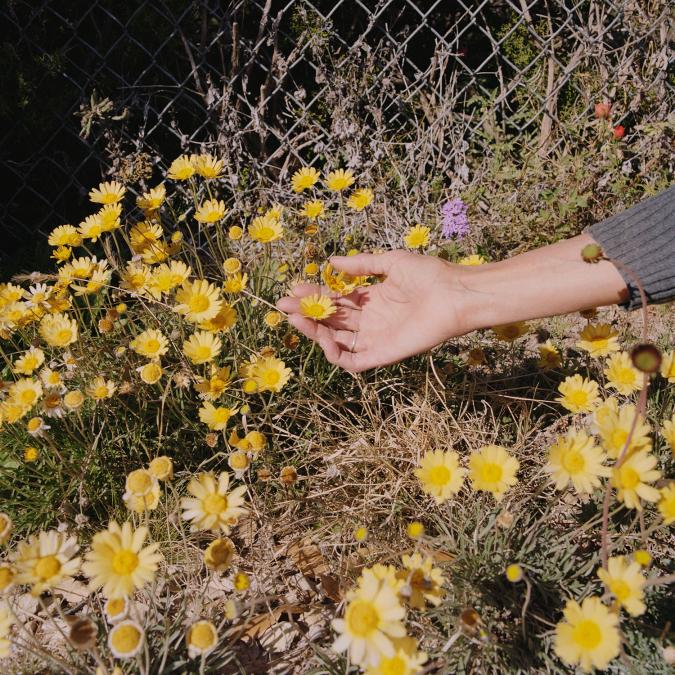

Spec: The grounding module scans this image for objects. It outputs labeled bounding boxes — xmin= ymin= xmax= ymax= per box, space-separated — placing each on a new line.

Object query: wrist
xmin=452 ymin=263 xmax=504 ymax=334
xmin=449 ymin=234 xmax=629 ymax=335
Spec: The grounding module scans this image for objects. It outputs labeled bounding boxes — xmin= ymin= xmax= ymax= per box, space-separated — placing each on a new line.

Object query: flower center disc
xmin=203 ymin=494 xmax=227 ymax=514
xmin=346 ymin=600 xmax=379 ymax=637
xmin=572 ymin=619 xmax=602 ymax=649
xmin=112 ymin=550 xmax=139 ymax=575
xmin=562 ymin=451 xmax=585 ymax=474
xmin=190 ymin=295 xmax=210 ymax=312
xmin=190 ymin=623 xmax=216 ymax=649
xmin=429 ymin=465 xmax=451 ymax=486
xmin=620 ymin=468 xmax=640 ymax=489
xmin=482 ymin=463 xmax=503 ymax=482
xmin=35 ymin=555 xmax=61 ymax=580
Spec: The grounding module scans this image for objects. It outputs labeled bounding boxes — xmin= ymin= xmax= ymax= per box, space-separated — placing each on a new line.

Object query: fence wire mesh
xmin=1 ymin=0 xmax=672 ymax=260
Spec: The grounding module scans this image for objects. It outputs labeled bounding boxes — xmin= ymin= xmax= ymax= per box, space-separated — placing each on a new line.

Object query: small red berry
xmin=594 ymin=102 xmax=611 ymax=120
xmin=612 ymin=125 xmax=625 ymax=140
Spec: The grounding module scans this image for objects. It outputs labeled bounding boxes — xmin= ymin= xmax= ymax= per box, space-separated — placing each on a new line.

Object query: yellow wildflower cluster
xmin=0 ymin=160 xmax=672 ymax=673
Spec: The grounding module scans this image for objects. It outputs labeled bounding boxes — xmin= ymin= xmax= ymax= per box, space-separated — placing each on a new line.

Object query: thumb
xmin=330 ymin=251 xmax=404 ymax=277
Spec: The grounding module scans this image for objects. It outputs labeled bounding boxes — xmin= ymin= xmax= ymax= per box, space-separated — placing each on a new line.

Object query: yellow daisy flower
xmin=222 ymin=257 xmax=242 ymax=275
xmin=325 ymin=169 xmax=355 ymax=192
xmin=594 ymin=401 xmax=651 ymax=459
xmin=299 ymin=293 xmax=337 ymax=320
xmin=97 ymin=203 xmax=122 ymax=232
xmin=136 ymin=183 xmax=166 ymax=212
xmin=198 ymin=402 xmax=235 ymax=431
xmin=195 ymin=199 xmax=227 ymax=224
xmin=0 ymin=604 xmax=14 ymax=658
xmin=192 ymin=153 xmax=223 ymax=179
xmin=199 ymin=304 xmax=238 ymax=332
xmin=180 ymin=471 xmax=247 ymax=533
xmin=12 ymin=347 xmax=45 ymax=375
xmin=661 ymin=415 xmax=675 ymax=454
xmin=228 ymin=451 xmax=250 ymax=479
xmin=468 ymin=445 xmax=519 ymax=501
xmin=261 ymin=311 xmax=280 ymax=329
xmin=347 ymin=188 xmax=374 ymax=211
xmin=660 ymin=350 xmax=675 ymax=382
xmin=48 ymin=224 xmax=82 ymax=247
xmin=491 ymin=321 xmax=529 ymax=341
xmin=556 ymin=375 xmax=600 ymax=413
xmin=537 ymin=340 xmax=561 ymax=369
xmin=506 ymin=564 xmax=524 ymax=582
xmin=597 ymin=556 xmax=646 ymax=616
xmin=108 ymin=620 xmax=145 ymax=659
xmin=204 ymin=537 xmax=235 ymax=571
xmin=233 ymin=571 xmax=250 ymax=591
xmin=183 ymin=331 xmax=222 ymax=365
xmin=119 ymin=261 xmax=152 ymax=294
xmin=137 ymin=361 xmax=163 ymax=385
xmin=122 ymin=469 xmax=160 ymax=513
xmin=129 ymin=220 xmax=163 ymax=254
xmin=545 ymin=429 xmax=610 ymax=494
xmin=39 ymin=312 xmax=78 ymax=347
xmin=228 ymin=225 xmax=243 ymax=240
xmin=9 ymin=377 xmax=43 ymax=409
xmin=103 ymin=596 xmax=129 ymax=624
xmin=129 ymin=328 xmax=169 ymax=359
xmin=24 ymin=446 xmax=39 ymax=462
xmin=632 ymin=549 xmax=651 ymax=567
xmin=604 ymin=351 xmax=644 ymax=395
xmin=304 ymin=262 xmax=319 ymax=276
xmin=554 ymin=596 xmax=620 ymax=672
xmin=167 ymin=154 xmax=196 ymax=180
xmin=222 ymin=272 xmax=248 ymax=295
xmin=186 ymin=620 xmax=218 ymax=658
xmin=406 ymin=521 xmax=424 ymax=540
xmin=414 ymin=449 xmax=465 ymax=504
xmin=229 ymin=429 xmax=266 ymax=454
xmin=63 ymin=390 xmax=85 ymax=410
xmin=611 ymin=451 xmax=661 ymax=510
xmin=149 ymin=456 xmax=174 ymax=481
xmin=300 ymin=199 xmax=325 ymax=219
xmin=291 ymin=166 xmax=320 ymax=192
xmin=51 ymin=245 xmax=73 ymax=263
xmin=457 ymin=254 xmax=486 ymax=266
xmin=194 ymin=365 xmax=233 ymax=400
xmin=249 ymin=215 xmax=284 ymax=243
xmin=86 ymin=376 xmax=116 ymax=401
xmin=403 ymin=224 xmax=430 ymax=249
xmin=250 ymin=356 xmax=292 ymax=393
xmin=657 ymin=483 xmax=675 ymax=525
xmin=322 ymin=263 xmax=362 ymax=295
xmin=88 ymin=180 xmax=125 ymax=204
xmin=331 ymin=572 xmax=406 ymax=667
xmin=13 ymin=529 xmax=80 ymax=595
xmin=576 ymin=323 xmax=620 ymax=358
xmin=0 ymin=513 xmax=12 ymax=545
xmin=398 ymin=553 xmax=445 ymax=608
xmin=174 ymin=279 xmax=223 ymax=324
xmin=363 ymin=638 xmax=427 ymax=675
xmin=82 ymin=521 xmax=161 ymax=598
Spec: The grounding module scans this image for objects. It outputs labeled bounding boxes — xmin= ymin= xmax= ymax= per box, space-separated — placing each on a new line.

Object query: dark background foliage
xmin=1 ymin=0 xmax=672 ymax=270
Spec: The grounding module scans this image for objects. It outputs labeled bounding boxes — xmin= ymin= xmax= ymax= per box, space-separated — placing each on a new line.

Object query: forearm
xmin=457 ymin=233 xmax=629 ymax=332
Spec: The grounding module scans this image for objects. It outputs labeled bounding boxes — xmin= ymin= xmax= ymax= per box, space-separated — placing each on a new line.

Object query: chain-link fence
xmin=1 ymin=0 xmax=672 ymax=263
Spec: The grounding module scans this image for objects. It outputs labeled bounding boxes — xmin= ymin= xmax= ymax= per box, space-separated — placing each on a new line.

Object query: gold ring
xmin=350 ymin=332 xmax=358 ymax=353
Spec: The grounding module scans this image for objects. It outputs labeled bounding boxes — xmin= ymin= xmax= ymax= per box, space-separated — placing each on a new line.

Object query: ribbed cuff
xmin=587 ymin=185 xmax=675 ymax=310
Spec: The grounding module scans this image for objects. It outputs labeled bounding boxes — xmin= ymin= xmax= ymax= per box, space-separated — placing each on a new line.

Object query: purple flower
xmin=441 ymin=198 xmax=470 ymax=239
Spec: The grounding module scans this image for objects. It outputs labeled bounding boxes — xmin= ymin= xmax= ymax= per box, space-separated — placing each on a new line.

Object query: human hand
xmin=276 ymin=251 xmax=473 ymax=372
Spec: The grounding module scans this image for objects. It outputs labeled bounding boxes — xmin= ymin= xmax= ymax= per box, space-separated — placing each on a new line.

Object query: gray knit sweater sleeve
xmin=587 ymin=185 xmax=675 ymax=310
